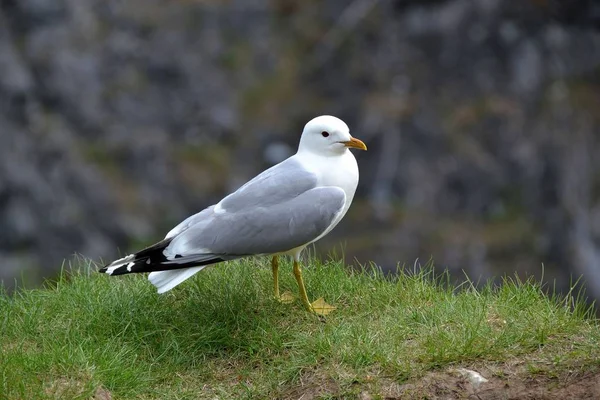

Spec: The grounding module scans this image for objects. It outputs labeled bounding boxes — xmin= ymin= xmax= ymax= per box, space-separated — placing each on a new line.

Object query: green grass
xmin=1 ymin=257 xmax=599 ymax=399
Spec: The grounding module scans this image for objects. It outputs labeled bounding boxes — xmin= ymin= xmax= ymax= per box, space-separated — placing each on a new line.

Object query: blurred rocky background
xmin=2 ymin=0 xmax=600 ymax=298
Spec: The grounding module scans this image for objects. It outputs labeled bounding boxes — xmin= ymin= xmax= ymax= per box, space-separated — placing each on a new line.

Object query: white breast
xmin=295 ymin=150 xmax=360 ymax=239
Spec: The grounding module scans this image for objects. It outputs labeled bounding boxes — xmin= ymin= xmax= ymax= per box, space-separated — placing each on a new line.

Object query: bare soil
xmin=392 ymin=368 xmax=600 ymax=400
xmin=279 ymin=363 xmax=600 ymax=400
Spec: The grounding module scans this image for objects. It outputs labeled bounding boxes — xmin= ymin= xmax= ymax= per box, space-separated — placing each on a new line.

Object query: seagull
xmin=100 ymin=115 xmax=367 ymax=315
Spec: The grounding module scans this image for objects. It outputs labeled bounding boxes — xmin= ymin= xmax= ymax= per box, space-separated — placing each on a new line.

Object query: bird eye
xmin=321 ymin=131 xmax=330 ymax=137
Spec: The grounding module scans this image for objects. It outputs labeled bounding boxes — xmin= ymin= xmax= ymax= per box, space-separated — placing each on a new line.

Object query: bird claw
xmin=277 ymin=291 xmax=296 ymax=304
xmin=310 ymin=298 xmax=336 ymax=316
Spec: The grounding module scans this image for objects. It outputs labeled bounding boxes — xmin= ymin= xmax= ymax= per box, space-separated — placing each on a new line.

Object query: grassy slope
xmin=1 ymin=257 xmax=599 ymax=399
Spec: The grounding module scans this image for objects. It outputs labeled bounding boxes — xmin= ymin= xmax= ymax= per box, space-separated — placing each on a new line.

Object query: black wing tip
xmin=107 ymin=266 xmax=131 ymax=276
xmin=101 ymin=244 xmax=226 ymax=276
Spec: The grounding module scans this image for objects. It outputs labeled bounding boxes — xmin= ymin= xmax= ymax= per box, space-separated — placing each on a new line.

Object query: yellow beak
xmin=342 ymin=137 xmax=367 ymax=151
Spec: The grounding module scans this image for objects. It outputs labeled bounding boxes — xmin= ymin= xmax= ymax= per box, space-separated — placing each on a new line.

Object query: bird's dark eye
xmin=321 ymin=131 xmax=330 ymax=137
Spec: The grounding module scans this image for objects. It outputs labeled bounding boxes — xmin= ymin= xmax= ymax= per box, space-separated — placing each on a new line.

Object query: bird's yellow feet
xmin=277 ymin=291 xmax=296 ymax=304
xmin=293 ymin=260 xmax=336 ymax=316
xmin=272 ymin=257 xmax=296 ymax=304
xmin=309 ymin=297 xmax=336 ymax=316
xmin=273 ymin=256 xmax=336 ymax=315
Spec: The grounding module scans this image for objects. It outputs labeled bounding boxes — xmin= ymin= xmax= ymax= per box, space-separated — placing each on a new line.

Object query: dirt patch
xmin=43 ymin=373 xmax=111 ymax=400
xmin=279 ymin=370 xmax=341 ymax=400
xmin=278 ymin=363 xmax=600 ymax=399
xmin=93 ymin=386 xmax=113 ymax=400
xmin=391 ymin=368 xmax=600 ymax=400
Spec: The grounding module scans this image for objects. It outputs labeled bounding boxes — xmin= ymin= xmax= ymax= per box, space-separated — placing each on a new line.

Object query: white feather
xmin=103 ymin=254 xmax=134 ymax=275
xmin=148 ymin=267 xmax=205 ymax=294
xmin=213 ymin=202 xmax=226 ymax=214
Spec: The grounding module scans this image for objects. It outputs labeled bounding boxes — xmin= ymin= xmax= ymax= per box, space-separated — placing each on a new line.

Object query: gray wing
xmin=165 ymin=205 xmax=215 ymax=239
xmin=163 ymin=186 xmax=346 ymax=259
xmin=219 ymin=157 xmax=318 ymax=212
xmin=165 ymin=157 xmax=316 ymax=239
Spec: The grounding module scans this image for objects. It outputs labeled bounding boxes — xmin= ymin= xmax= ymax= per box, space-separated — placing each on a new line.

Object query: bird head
xmin=298 ymin=115 xmax=367 ymax=156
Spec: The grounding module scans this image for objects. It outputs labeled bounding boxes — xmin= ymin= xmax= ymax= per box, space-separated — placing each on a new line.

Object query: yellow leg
xmin=272 ymin=256 xmax=295 ymax=303
xmin=293 ymin=260 xmax=311 ymax=311
xmin=293 ymin=260 xmax=336 ymax=315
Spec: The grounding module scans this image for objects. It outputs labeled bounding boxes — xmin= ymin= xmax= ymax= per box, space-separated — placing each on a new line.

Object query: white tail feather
xmin=104 ymin=254 xmax=134 ymax=275
xmin=148 ymin=267 xmax=205 ymax=293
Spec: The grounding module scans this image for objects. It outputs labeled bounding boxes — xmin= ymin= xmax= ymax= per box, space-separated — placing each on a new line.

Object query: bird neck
xmin=294 ymin=150 xmax=359 ymax=188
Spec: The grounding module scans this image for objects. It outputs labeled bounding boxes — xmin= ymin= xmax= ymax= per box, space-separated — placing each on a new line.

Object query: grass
xmin=1 ymin=257 xmax=599 ymax=399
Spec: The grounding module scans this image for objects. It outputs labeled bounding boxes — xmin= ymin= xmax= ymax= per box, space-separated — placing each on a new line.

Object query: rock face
xmin=1 ymin=1 xmax=600 ymax=295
